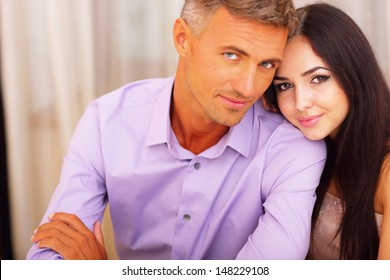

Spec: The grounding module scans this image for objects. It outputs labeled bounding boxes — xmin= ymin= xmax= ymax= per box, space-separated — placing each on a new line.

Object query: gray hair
xmin=180 ymin=0 xmax=298 ymax=37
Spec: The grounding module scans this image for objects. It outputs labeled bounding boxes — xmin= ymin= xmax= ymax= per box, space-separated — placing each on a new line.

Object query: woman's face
xmin=273 ymin=36 xmax=349 ymax=141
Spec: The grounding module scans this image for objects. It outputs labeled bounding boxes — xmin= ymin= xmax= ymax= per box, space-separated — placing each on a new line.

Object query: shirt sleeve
xmin=26 ymin=101 xmax=107 ymax=260
xmin=236 ymin=124 xmax=327 ymax=259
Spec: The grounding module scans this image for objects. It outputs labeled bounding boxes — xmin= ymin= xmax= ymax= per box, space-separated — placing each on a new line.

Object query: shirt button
xmin=183 ymin=214 xmax=191 ymax=222
xmin=194 ymin=162 xmax=201 ymax=170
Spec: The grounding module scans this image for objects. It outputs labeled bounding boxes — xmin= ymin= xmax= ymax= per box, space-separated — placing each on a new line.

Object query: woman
xmin=266 ymin=3 xmax=390 ymax=259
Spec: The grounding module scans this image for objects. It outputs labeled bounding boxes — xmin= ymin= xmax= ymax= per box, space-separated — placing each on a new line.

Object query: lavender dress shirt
xmin=27 ymin=77 xmax=326 ymax=260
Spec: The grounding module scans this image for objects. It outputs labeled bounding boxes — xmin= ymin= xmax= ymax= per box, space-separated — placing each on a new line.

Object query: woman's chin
xmin=301 ymin=131 xmax=327 ymax=141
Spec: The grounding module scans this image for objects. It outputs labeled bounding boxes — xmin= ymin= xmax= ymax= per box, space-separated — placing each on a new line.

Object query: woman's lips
xmin=298 ymin=114 xmax=324 ymax=128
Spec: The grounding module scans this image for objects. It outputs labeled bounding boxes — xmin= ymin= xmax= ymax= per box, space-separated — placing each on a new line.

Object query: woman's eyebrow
xmin=301 ymin=66 xmax=330 ymax=77
xmin=274 ymin=66 xmax=331 ymax=81
xmin=273 ymin=76 xmax=288 ymax=81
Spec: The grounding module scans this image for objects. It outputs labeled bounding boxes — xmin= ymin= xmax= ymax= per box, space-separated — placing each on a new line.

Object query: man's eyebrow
xmin=274 ymin=66 xmax=331 ymax=81
xmin=222 ymin=45 xmax=249 ymax=56
xmin=221 ymin=45 xmax=282 ymax=63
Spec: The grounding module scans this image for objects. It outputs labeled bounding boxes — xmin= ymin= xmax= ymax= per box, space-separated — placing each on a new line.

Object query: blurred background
xmin=0 ymin=0 xmax=389 ymax=260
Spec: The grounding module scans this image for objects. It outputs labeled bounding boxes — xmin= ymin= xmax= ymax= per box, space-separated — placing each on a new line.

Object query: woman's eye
xmin=275 ymin=83 xmax=292 ymax=91
xmin=312 ymin=75 xmax=330 ymax=84
xmin=224 ymin=52 xmax=239 ymax=60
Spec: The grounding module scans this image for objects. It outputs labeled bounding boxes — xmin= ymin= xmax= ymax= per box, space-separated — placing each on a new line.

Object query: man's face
xmin=180 ymin=7 xmax=288 ymax=127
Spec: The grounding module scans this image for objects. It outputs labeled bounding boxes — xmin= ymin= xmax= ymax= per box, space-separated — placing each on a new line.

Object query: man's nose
xmin=231 ymin=65 xmax=258 ymax=98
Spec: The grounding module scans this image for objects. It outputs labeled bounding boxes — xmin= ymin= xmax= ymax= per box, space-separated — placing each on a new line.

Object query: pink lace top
xmin=308 ymin=192 xmax=383 ymax=259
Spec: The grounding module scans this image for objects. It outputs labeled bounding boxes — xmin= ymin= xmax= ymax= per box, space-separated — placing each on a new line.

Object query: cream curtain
xmin=0 ymin=0 xmax=388 ymax=260
xmin=1 ymin=0 xmax=182 ymax=260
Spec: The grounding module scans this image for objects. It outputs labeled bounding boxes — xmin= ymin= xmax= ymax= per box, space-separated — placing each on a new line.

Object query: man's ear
xmin=173 ymin=18 xmax=191 ymax=57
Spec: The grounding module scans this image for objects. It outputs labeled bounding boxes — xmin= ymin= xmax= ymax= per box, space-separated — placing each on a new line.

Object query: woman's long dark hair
xmin=267 ymin=3 xmax=390 ymax=259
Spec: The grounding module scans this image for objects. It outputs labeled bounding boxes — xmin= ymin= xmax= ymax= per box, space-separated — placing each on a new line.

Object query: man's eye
xmin=224 ymin=52 xmax=239 ymax=60
xmin=261 ymin=61 xmax=275 ymax=69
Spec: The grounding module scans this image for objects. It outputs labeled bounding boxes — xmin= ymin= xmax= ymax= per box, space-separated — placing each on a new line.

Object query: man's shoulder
xmin=97 ymin=77 xmax=174 ymax=108
xmin=254 ymin=102 xmax=299 ymax=138
xmin=254 ymin=103 xmax=327 ymax=159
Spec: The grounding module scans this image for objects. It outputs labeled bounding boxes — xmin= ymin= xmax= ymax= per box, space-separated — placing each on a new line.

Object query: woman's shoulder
xmin=377 ymin=153 xmax=390 ymax=259
xmin=376 ymin=154 xmax=390 ymax=214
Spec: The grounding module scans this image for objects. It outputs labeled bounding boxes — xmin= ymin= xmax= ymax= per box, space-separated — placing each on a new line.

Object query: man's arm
xmin=237 ymin=126 xmax=326 ymax=259
xmin=27 ymin=101 xmax=108 ymax=259
xmin=31 ymin=212 xmax=107 ymax=259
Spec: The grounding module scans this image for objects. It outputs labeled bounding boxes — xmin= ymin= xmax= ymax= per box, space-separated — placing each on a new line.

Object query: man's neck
xmin=171 ymin=115 xmax=229 ymax=155
xmin=170 ymin=94 xmax=229 ymax=155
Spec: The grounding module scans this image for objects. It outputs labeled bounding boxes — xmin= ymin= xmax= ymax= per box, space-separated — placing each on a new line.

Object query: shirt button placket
xmin=194 ymin=162 xmax=201 ymax=170
xmin=183 ymin=214 xmax=191 ymax=222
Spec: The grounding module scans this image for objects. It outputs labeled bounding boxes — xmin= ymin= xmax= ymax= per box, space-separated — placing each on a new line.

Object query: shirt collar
xmin=145 ymin=77 xmax=174 ymax=147
xmin=223 ymin=106 xmax=253 ymax=158
xmin=145 ymin=77 xmax=254 ymax=158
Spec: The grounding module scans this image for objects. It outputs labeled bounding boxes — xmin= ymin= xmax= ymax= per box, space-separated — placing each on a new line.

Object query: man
xmin=28 ymin=0 xmax=326 ymax=260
